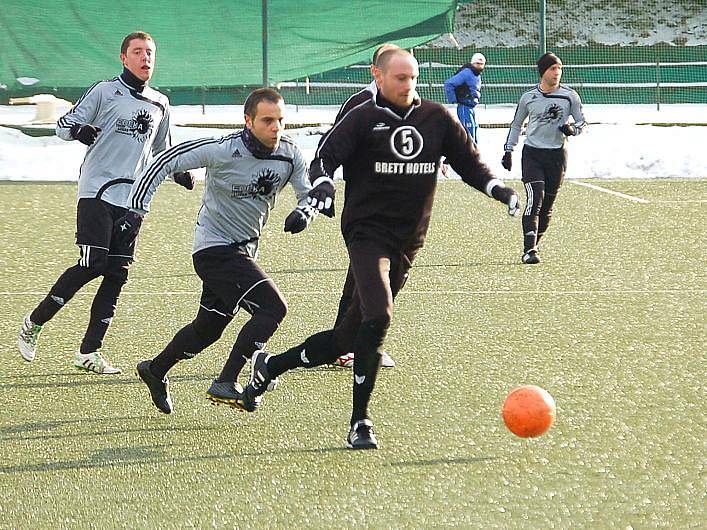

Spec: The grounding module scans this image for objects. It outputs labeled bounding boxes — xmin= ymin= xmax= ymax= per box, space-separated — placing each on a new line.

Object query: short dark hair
xmin=121 ymin=31 xmax=154 ymax=55
xmin=244 ymin=88 xmax=283 ymax=118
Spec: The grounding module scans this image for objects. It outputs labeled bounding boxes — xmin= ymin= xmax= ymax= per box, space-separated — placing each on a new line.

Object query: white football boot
xmin=18 ymin=314 xmax=43 ymax=362
xmin=73 ymin=351 xmax=122 ymax=374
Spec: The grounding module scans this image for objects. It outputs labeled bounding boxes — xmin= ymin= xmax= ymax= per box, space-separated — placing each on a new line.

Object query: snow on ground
xmin=1 ymin=103 xmax=706 ymax=182
xmin=428 ymin=1 xmax=707 ymax=48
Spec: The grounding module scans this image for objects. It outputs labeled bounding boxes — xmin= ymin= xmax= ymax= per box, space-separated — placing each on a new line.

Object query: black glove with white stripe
xmin=559 ymin=123 xmax=576 ymax=136
xmin=70 ymin=124 xmax=101 ymax=146
xmin=173 ymin=171 xmax=195 ymax=190
xmin=284 ymin=205 xmax=316 ymax=234
xmin=307 ymin=177 xmax=335 ymax=218
xmin=113 ymin=210 xmax=144 ymax=246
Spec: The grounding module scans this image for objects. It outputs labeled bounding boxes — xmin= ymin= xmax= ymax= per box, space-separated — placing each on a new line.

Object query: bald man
xmin=241 ymin=49 xmax=519 ymax=449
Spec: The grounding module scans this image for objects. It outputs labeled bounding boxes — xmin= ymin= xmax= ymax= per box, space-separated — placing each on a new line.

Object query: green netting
xmin=0 ymin=0 xmax=455 ymax=102
xmin=1 ymin=0 xmax=705 ymax=106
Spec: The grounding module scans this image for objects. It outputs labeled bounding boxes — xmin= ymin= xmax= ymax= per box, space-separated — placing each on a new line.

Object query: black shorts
xmin=521 ymin=145 xmax=567 ymax=195
xmin=192 ymin=245 xmax=283 ymax=318
xmin=76 ymin=198 xmax=135 ymax=261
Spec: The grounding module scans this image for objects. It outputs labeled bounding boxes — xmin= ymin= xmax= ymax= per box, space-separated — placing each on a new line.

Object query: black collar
xmin=120 ymin=67 xmax=147 ymax=91
xmin=242 ymin=127 xmax=274 ymax=157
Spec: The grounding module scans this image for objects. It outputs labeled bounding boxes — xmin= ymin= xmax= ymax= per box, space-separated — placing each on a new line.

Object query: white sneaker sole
xmin=18 ymin=337 xmax=36 ymax=362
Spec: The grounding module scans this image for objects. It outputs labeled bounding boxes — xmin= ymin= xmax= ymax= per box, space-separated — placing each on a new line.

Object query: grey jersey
xmin=127 ymin=132 xmax=311 ymax=258
xmin=504 ymin=84 xmax=586 ymax=151
xmin=56 ymin=74 xmax=171 ymax=207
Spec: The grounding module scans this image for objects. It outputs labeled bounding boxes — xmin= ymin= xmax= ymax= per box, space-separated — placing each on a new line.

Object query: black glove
xmin=113 ymin=210 xmax=144 ymax=246
xmin=491 ymin=185 xmax=521 ymax=217
xmin=284 ymin=205 xmax=316 ymax=234
xmin=559 ymin=123 xmax=576 ymax=136
xmin=173 ymin=171 xmax=195 ymax=190
xmin=306 ymin=177 xmax=335 ymax=218
xmin=70 ymin=124 xmax=101 ymax=146
xmin=501 ymin=151 xmax=512 ymax=171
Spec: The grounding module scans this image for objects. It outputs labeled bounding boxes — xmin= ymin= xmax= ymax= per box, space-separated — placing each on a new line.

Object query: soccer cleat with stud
xmin=238 ymin=350 xmax=278 ymax=412
xmin=331 ymin=352 xmax=355 ymax=368
xmin=346 ymin=419 xmax=378 ymax=450
xmin=522 ymin=250 xmax=541 ymax=265
xmin=136 ymin=360 xmax=173 ymax=414
xmin=206 ymin=380 xmax=247 ymax=410
xmin=332 ymin=351 xmax=396 ymax=369
xmin=18 ymin=314 xmax=43 ymax=362
xmin=73 ymin=351 xmax=122 ymax=374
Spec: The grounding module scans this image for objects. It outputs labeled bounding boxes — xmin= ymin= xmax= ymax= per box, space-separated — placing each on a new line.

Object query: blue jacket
xmin=444 ymin=64 xmax=482 ymax=107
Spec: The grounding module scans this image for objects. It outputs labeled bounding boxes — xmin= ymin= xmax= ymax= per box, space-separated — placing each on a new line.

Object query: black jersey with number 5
xmin=310 ymin=93 xmax=497 ymax=250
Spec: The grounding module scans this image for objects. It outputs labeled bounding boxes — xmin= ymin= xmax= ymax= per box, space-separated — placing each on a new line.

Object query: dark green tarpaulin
xmin=0 ymin=0 xmax=456 ymax=93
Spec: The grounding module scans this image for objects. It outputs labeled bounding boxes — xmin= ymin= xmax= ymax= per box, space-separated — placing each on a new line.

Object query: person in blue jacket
xmin=444 ymin=53 xmax=486 ymax=144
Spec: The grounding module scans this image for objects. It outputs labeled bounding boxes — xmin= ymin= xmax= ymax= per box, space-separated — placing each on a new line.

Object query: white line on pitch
xmin=2 ymin=289 xmax=705 ymax=296
xmin=652 ymin=199 xmax=707 ymax=204
xmin=571 ymin=181 xmax=650 ymax=203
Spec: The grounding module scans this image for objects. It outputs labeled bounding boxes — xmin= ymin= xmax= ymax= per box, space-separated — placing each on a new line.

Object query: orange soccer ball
xmin=502 ymin=385 xmax=556 ymax=438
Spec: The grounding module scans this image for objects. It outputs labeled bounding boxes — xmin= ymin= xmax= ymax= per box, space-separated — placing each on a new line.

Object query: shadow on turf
xmin=388 ymin=455 xmax=498 ymax=467
xmin=0 ymin=444 xmax=349 ymax=475
xmin=1 ymin=423 xmax=221 ymax=442
xmin=0 ymin=373 xmax=212 ymax=390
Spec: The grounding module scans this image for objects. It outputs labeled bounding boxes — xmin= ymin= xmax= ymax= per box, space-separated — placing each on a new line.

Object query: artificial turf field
xmin=0 ymin=179 xmax=704 ymax=528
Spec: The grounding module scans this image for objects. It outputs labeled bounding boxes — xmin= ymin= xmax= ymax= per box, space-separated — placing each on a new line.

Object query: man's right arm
xmin=307 ymin=109 xmax=362 ymax=216
xmin=127 ymin=137 xmax=221 ymax=214
xmin=503 ymin=94 xmax=529 ymax=152
xmin=443 ymin=71 xmax=464 ymax=104
xmin=56 ymin=82 xmax=102 ymax=142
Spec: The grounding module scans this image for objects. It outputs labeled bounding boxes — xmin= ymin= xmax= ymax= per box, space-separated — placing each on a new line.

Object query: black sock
xmin=150 ymin=324 xmax=202 ymax=380
xmin=217 ymin=313 xmax=280 ymax=382
xmin=522 ymin=215 xmax=539 ymax=253
xmin=30 ymin=264 xmax=101 ymax=325
xmin=351 ymin=320 xmax=387 ymax=425
xmin=267 ymin=329 xmax=338 ymax=377
xmin=31 ymin=295 xmax=64 ymax=326
xmin=217 ymin=354 xmax=248 ymax=384
xmin=80 ymin=275 xmax=125 ymax=354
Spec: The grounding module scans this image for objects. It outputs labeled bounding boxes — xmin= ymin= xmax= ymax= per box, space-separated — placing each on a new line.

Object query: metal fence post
xmin=262 ymin=0 xmax=269 ymax=87
xmin=540 ymin=0 xmax=547 ymax=55
xmin=656 ymin=59 xmax=661 ymax=111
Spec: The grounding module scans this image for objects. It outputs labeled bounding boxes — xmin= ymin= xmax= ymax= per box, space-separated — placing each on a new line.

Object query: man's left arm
xmin=283 ymin=145 xmax=317 ymax=234
xmin=151 ymin=104 xmax=193 ymax=190
xmin=152 ymin=103 xmax=171 ymax=155
xmin=560 ymin=91 xmax=587 ymax=137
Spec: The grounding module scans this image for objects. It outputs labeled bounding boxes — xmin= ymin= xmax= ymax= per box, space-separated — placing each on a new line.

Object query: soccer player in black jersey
xmin=240 ymin=49 xmax=520 ymax=449
xmin=329 ymin=42 xmax=399 ymax=369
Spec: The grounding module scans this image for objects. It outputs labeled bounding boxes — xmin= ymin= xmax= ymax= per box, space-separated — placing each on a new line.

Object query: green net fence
xmin=1 ymin=0 xmax=705 ymax=106
xmin=282 ymin=0 xmax=706 ymax=106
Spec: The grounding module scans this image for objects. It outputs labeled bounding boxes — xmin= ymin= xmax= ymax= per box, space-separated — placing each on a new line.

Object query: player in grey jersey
xmin=18 ymin=31 xmax=193 ymax=374
xmin=122 ymin=88 xmax=316 ymax=414
xmin=501 ymin=52 xmax=586 ymax=264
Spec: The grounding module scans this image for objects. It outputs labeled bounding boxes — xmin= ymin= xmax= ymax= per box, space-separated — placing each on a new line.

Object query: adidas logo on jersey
xmin=232 ymin=149 xmax=242 ymax=158
xmin=114 ymin=89 xmax=124 ymax=96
